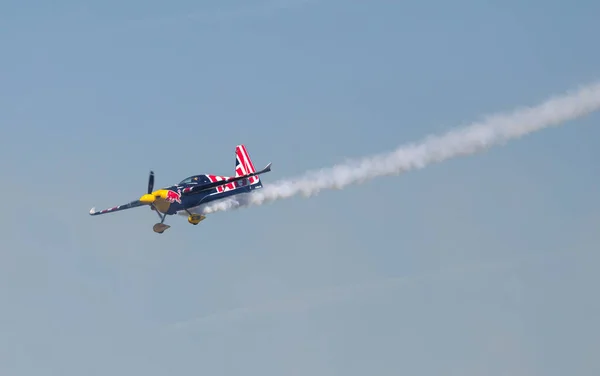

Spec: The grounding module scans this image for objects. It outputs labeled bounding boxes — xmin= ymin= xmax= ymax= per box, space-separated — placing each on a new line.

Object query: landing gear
xmin=153 ymin=223 xmax=171 ymax=233
xmin=187 ymin=213 xmax=206 ymax=225
xmin=185 ymin=209 xmax=206 ymax=225
xmin=149 ymin=206 xmax=206 ymax=233
xmin=152 ymin=204 xmax=170 ymax=234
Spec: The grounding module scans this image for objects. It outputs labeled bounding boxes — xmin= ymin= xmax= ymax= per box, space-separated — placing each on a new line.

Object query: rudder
xmin=235 ymin=144 xmax=262 ymax=188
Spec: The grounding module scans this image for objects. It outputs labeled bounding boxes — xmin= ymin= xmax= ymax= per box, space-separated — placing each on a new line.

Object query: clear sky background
xmin=1 ymin=1 xmax=600 ymax=375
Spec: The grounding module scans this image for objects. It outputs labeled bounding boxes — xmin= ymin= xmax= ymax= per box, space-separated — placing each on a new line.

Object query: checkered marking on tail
xmin=235 ymin=144 xmax=259 ymax=184
xmin=205 ymin=145 xmax=261 ymax=193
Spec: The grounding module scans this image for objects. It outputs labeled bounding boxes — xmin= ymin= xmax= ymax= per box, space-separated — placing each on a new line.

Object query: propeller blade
xmin=148 ymin=170 xmax=155 ymax=194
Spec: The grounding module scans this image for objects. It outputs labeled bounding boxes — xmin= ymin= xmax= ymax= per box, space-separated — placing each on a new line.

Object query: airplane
xmin=89 ymin=144 xmax=271 ymax=233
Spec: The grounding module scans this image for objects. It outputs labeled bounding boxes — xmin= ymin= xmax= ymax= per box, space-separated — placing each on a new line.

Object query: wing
xmin=183 ymin=162 xmax=272 ymax=196
xmin=89 ymin=199 xmax=146 ymax=216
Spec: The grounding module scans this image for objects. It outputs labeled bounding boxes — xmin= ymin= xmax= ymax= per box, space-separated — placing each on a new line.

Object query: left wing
xmin=182 ymin=162 xmax=272 ymax=196
xmin=89 ymin=199 xmax=146 ymax=216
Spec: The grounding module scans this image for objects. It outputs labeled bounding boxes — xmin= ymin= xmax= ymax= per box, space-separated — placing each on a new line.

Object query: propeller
xmin=148 ymin=170 xmax=155 ymax=194
xmin=140 ymin=171 xmax=159 ymax=208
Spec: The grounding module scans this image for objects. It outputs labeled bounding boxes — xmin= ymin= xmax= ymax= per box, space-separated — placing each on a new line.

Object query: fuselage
xmin=155 ymin=173 xmax=263 ymax=215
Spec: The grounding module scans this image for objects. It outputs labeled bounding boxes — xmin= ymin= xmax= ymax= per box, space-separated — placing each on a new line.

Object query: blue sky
xmin=1 ymin=0 xmax=600 ymax=375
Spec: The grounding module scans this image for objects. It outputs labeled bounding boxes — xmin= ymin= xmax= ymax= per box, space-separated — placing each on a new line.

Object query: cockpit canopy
xmin=179 ymin=175 xmax=211 ymax=185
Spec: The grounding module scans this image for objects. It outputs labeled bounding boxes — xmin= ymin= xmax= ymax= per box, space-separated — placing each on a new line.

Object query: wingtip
xmin=265 ymin=162 xmax=272 ymax=172
xmin=89 ymin=207 xmax=96 ymax=215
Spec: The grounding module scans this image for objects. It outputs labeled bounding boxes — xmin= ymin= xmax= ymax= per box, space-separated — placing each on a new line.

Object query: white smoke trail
xmin=190 ymin=81 xmax=600 ymax=215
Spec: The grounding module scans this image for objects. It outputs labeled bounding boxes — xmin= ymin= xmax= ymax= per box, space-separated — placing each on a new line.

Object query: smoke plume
xmin=190 ymin=81 xmax=600 ymax=216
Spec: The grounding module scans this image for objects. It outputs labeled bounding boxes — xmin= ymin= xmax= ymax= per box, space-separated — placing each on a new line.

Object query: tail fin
xmin=235 ymin=144 xmax=262 ymax=188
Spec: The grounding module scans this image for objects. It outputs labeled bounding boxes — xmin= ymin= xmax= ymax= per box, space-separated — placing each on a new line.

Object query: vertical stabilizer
xmin=235 ymin=144 xmax=262 ymax=188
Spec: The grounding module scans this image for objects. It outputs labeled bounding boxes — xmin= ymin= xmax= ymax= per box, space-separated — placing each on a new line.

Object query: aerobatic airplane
xmin=89 ymin=144 xmax=271 ymax=233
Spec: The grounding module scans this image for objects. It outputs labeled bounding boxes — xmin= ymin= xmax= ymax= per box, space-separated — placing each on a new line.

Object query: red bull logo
xmin=165 ymin=189 xmax=182 ymax=204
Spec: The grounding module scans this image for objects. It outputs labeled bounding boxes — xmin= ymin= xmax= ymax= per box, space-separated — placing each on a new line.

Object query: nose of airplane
xmin=139 ymin=193 xmax=156 ymax=204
